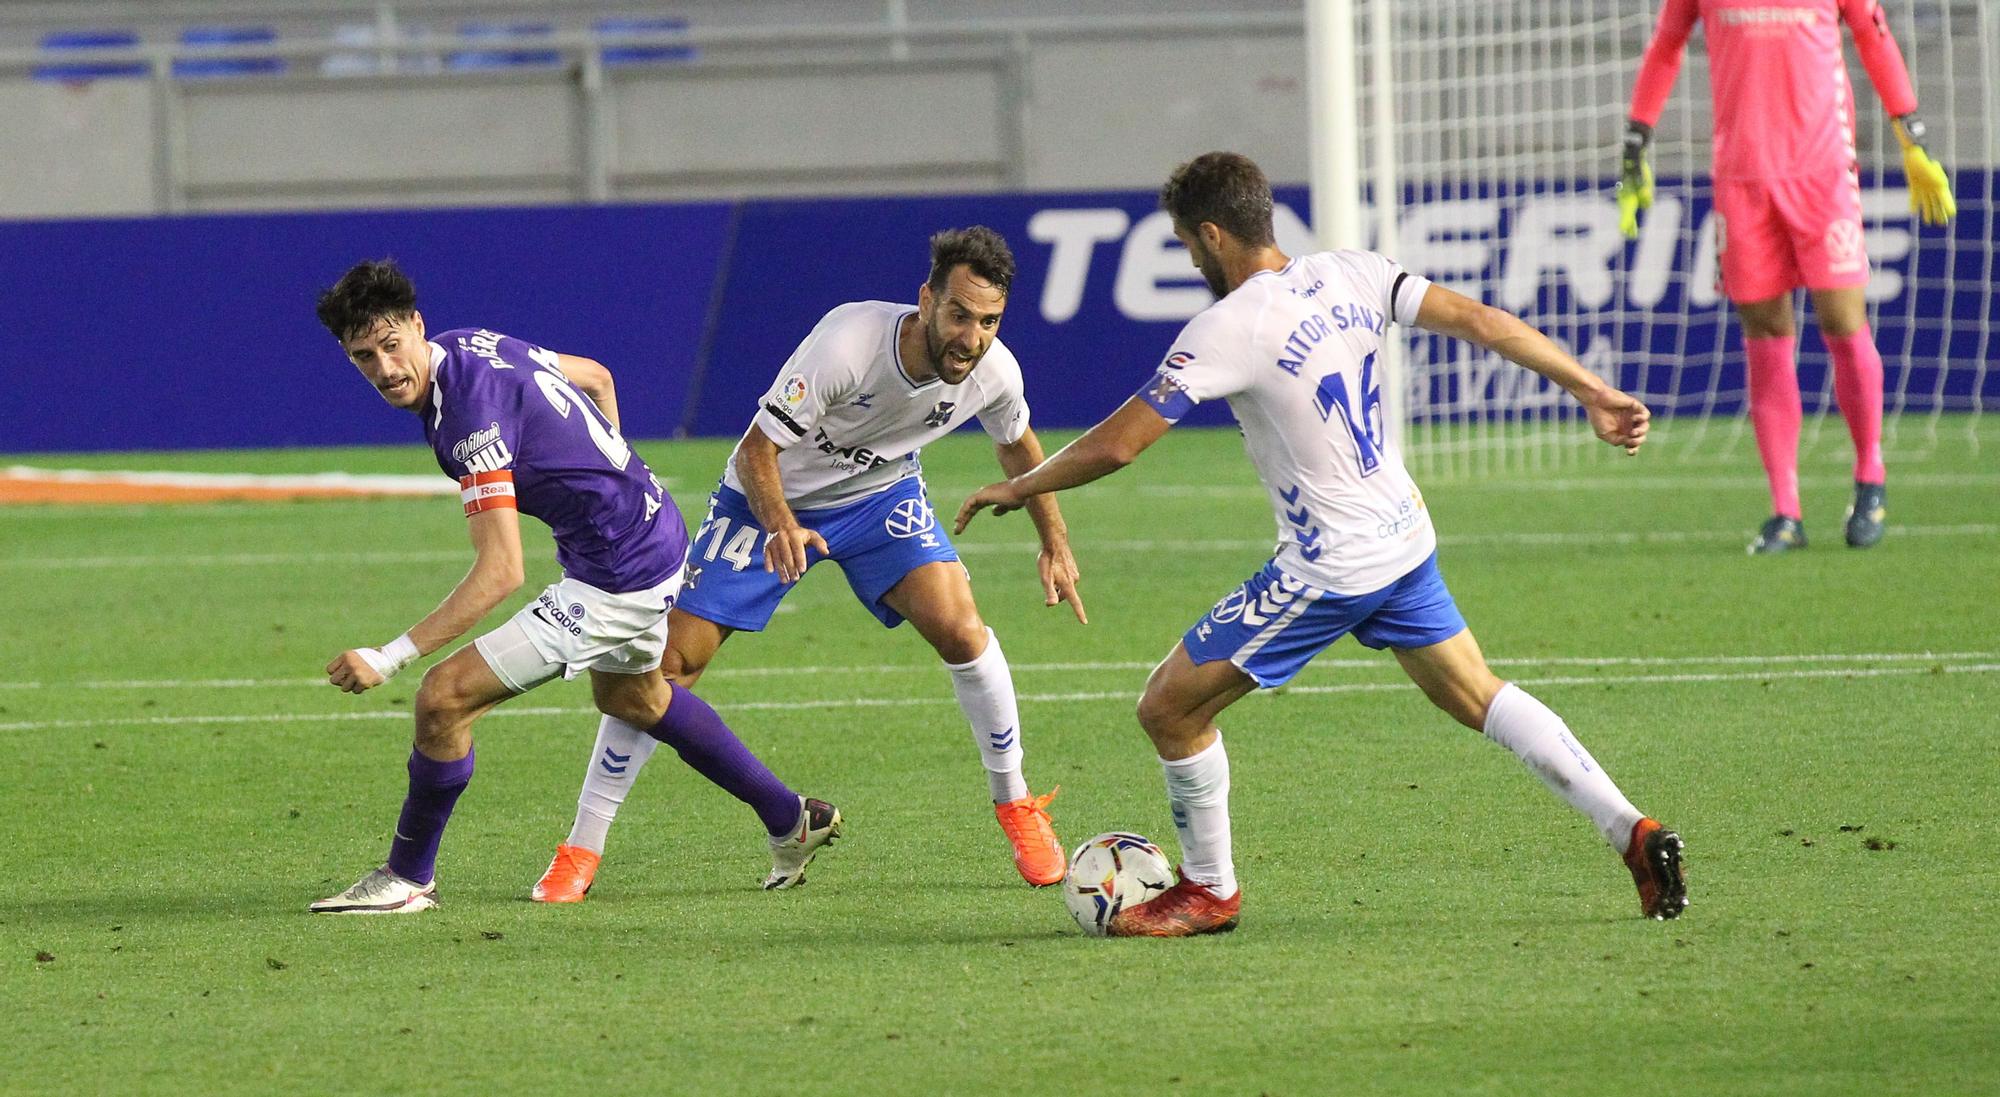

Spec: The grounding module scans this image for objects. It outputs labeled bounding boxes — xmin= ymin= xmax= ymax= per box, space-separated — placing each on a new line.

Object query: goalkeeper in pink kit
xmin=1618 ymin=0 xmax=1956 ymax=553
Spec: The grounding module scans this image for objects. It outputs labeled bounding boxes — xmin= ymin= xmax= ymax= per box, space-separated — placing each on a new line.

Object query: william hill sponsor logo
xmin=455 ymin=422 xmax=513 ymax=474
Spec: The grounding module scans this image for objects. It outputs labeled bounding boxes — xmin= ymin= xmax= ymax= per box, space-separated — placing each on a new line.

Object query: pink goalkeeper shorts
xmin=1713 ymin=165 xmax=1870 ymax=304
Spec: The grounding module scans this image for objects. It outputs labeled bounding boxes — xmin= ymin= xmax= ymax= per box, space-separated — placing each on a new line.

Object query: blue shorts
xmin=1182 ymin=553 xmax=1467 ymax=688
xmin=676 ymin=477 xmax=960 ymax=631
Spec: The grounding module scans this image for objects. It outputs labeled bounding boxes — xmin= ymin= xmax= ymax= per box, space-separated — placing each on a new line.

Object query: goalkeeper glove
xmin=1893 ymin=113 xmax=1955 ymax=225
xmin=1617 ymin=120 xmax=1654 ymax=239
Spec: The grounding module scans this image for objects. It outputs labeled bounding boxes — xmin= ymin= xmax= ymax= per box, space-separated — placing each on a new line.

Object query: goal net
xmin=1353 ymin=0 xmax=1996 ymax=481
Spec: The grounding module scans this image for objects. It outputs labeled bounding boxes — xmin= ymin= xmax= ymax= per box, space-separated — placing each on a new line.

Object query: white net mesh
xmin=1356 ymin=0 xmax=1996 ymax=481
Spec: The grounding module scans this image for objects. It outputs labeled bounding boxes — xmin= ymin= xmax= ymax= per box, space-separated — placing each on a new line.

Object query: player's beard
xmin=1194 ymin=250 xmax=1230 ymax=300
xmin=925 ymin=315 xmax=983 ymax=383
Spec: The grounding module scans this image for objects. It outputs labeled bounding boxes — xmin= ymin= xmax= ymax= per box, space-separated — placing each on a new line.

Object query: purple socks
xmin=386 ymin=747 xmax=475 ymax=885
xmin=648 ymin=683 xmax=800 ymax=836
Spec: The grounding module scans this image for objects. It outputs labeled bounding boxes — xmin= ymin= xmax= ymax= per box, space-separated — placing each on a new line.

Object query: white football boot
xmin=310 ymin=866 xmax=438 ymax=914
xmin=763 ymin=797 xmax=843 ymax=890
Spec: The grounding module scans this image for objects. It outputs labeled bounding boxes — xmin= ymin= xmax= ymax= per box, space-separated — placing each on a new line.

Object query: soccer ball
xmin=1062 ymin=832 xmax=1173 ymax=936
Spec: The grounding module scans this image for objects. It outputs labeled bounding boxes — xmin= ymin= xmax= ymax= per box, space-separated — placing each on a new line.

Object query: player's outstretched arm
xmin=993 ymin=427 xmax=1086 ymax=624
xmin=732 ymin=427 xmax=826 ymax=583
xmin=954 ymin=397 xmax=1170 ymax=533
xmin=326 ymin=507 xmax=526 ymax=694
xmin=1413 ymin=285 xmax=1651 ymax=454
xmin=1619 ymin=0 xmax=1697 ymax=238
xmin=1841 ymin=0 xmax=1954 ymax=225
xmin=557 ymin=354 xmax=621 ymax=431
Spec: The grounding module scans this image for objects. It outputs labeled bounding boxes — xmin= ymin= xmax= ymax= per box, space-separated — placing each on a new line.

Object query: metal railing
xmin=1 ymin=10 xmax=1305 ymax=214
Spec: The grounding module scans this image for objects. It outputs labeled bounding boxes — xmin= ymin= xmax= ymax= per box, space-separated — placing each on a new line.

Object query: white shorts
xmin=473 ymin=571 xmax=684 ymax=694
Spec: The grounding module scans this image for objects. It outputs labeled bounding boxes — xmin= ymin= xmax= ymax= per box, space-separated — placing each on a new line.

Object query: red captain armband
xmin=459 ymin=470 xmax=518 ymax=516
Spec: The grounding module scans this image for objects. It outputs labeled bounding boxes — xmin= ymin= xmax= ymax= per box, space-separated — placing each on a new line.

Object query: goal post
xmin=1311 ymin=0 xmax=1995 ymax=481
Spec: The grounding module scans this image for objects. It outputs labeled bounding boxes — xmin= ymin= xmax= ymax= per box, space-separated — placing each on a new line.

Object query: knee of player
xmin=660 ymin=647 xmax=707 ymax=688
xmin=1815 ymin=311 xmax=1866 ymax=340
xmin=1134 ymin=689 xmax=1181 ymax=741
xmin=1447 ymin=677 xmax=1506 ymax=732
xmin=412 ymin=664 xmax=476 ymax=724
xmin=933 ymin=621 xmax=990 ymax=666
xmin=597 ymin=678 xmax=671 ymax=728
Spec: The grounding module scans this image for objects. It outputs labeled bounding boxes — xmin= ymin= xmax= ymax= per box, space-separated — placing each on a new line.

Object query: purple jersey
xmin=421 ymin=328 xmax=686 ymax=593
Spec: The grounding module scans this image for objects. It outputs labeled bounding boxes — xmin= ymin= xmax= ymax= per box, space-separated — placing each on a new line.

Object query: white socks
xmin=566 ymin=715 xmax=659 ymax=853
xmin=1482 ymin=683 xmax=1643 ymax=849
xmin=945 ymin=627 xmax=1030 ymax=804
xmin=1161 ymin=733 xmax=1237 ymax=898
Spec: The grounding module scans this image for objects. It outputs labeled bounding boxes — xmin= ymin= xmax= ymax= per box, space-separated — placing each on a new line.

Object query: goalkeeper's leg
xmin=1721 ymin=179 xmax=1809 ymax=541
xmin=1813 ymin=288 xmax=1890 ymax=548
xmin=1738 ymin=296 xmax=1806 ymax=549
xmin=1814 ymin=288 xmax=1885 ymax=483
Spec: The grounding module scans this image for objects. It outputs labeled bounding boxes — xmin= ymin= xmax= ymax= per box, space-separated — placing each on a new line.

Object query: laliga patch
xmin=883 ymin=497 xmax=938 ymax=540
xmin=779 ymin=374 xmax=809 ymax=409
xmin=1164 ymin=350 xmax=1197 ymax=370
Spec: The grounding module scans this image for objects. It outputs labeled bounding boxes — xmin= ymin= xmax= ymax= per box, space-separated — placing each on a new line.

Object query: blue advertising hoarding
xmin=1 ymin=174 xmax=1990 ymax=453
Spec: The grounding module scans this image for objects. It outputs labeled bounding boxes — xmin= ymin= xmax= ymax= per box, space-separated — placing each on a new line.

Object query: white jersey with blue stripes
xmin=1144 ymin=250 xmax=1436 ymax=595
xmin=728 ymin=300 xmax=1031 ymax=511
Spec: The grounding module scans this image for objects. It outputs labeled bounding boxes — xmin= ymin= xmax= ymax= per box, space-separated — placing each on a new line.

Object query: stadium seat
xmin=321 ymin=23 xmax=384 ymax=77
xmin=33 ymin=29 xmax=148 ymax=81
xmin=448 ymin=21 xmax=561 ymax=70
xmin=173 ymin=26 xmax=286 ymax=80
xmin=593 ymin=16 xmax=697 ymax=66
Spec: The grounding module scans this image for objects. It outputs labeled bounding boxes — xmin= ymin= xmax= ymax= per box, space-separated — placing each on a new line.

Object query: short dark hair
xmin=927 ymin=226 xmax=1015 ymax=298
xmin=316 ymin=259 xmax=417 ymax=341
xmin=1160 ymin=152 xmax=1275 ymax=247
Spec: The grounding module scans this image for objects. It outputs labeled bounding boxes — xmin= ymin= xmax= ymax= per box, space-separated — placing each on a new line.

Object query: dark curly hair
xmin=316 ymin=259 xmax=418 ymax=341
xmin=1160 ymin=152 xmax=1276 ymax=248
xmin=927 ymin=226 xmax=1015 ymax=298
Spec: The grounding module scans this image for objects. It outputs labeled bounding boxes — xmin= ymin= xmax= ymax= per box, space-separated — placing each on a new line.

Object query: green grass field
xmin=4 ymin=423 xmax=1997 ymax=1095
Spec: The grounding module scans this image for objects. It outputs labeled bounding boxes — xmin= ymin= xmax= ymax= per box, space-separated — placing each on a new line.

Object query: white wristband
xmin=360 ymin=634 xmax=421 ymax=680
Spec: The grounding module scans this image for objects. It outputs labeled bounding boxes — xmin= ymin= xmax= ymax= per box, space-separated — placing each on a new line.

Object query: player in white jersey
xmin=532 ymin=228 xmax=1083 ymax=901
xmin=958 ymin=153 xmax=1687 ymax=935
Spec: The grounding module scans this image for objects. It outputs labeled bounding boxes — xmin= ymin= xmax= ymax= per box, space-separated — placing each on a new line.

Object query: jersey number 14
xmin=1313 ymin=351 xmax=1384 ymax=477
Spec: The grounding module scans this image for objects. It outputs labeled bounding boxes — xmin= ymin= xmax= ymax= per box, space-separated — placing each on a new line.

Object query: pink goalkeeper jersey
xmin=1628 ymin=0 xmax=1918 ymax=181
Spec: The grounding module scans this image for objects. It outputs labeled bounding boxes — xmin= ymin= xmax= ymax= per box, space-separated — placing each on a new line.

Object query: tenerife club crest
xmin=923 ymin=401 xmax=957 ymax=428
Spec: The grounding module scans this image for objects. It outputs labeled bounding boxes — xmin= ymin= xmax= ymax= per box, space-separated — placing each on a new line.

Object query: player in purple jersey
xmin=308 ymin=260 xmax=839 ymax=914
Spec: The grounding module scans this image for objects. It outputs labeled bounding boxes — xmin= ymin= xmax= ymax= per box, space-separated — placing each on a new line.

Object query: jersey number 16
xmin=1312 ymin=351 xmax=1384 ymax=478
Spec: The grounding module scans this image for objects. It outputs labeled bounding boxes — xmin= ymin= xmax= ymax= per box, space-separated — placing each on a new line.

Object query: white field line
xmin=1128 ymin=471 xmax=2000 ymax=496
xmin=5 ymin=522 xmax=1994 ymax=571
xmin=3 ymin=661 xmax=1995 ymax=734
xmin=1 ymin=649 xmax=1992 ymax=693
xmin=1 ymin=466 xmax=457 ymax=495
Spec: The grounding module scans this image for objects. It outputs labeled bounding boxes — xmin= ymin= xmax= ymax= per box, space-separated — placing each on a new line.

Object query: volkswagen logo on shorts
xmin=568 ymin=603 xmax=586 ymax=620
xmin=884 ymin=498 xmax=937 ymax=539
xmin=1209 ymin=587 xmax=1249 ymax=624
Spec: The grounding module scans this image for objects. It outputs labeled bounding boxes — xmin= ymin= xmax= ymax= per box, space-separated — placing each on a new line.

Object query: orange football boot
xmin=1623 ymin=817 xmax=1687 ymax=920
xmin=1108 ymin=869 xmax=1240 ymax=937
xmin=994 ymin=787 xmax=1066 ymax=886
xmin=531 ymin=844 xmax=601 ymax=903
